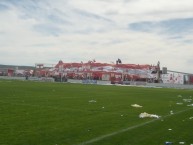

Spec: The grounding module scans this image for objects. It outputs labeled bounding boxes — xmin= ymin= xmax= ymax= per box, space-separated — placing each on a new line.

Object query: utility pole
xmin=157 ymin=61 xmax=160 ymax=83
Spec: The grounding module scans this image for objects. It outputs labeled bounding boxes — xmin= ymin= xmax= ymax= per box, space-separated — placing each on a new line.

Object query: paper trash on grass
xmin=89 ymin=100 xmax=97 ymax=103
xmin=183 ymin=99 xmax=192 ymax=102
xmin=139 ymin=112 xmax=160 ymax=118
xmin=131 ymin=104 xmax=143 ymax=108
xmin=170 ymin=110 xmax=174 ymax=115
xmin=165 ymin=141 xmax=173 ymax=145
xmin=189 ymin=117 xmax=193 ymax=120
xmin=176 ymin=102 xmax=183 ymax=105
xmin=179 ymin=142 xmax=185 ymax=144
xmin=187 ymin=104 xmax=193 ymax=107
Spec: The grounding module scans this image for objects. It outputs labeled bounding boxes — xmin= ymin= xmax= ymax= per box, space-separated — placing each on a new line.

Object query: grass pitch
xmin=0 ymin=80 xmax=193 ymax=145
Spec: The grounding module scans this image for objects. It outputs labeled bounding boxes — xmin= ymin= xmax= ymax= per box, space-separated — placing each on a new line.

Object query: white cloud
xmin=0 ymin=0 xmax=193 ymax=73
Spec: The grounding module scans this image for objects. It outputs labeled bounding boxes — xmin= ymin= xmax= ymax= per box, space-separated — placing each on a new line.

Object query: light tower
xmin=157 ymin=61 xmax=160 ymax=83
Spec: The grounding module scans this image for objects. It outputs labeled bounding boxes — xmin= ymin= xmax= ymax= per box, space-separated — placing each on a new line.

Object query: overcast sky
xmin=0 ymin=0 xmax=193 ymax=73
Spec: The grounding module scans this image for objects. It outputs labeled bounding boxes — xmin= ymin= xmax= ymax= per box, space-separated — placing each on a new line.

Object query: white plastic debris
xmin=131 ymin=104 xmax=143 ymax=108
xmin=139 ymin=112 xmax=160 ymax=118
xmin=179 ymin=142 xmax=185 ymax=144
xmin=189 ymin=117 xmax=193 ymax=120
xmin=168 ymin=129 xmax=172 ymax=131
xmin=176 ymin=103 xmax=183 ymax=105
xmin=165 ymin=141 xmax=173 ymax=145
xmin=102 ymin=106 xmax=104 ymax=109
xmin=89 ymin=100 xmax=97 ymax=103
xmin=170 ymin=110 xmax=174 ymax=115
xmin=183 ymin=99 xmax=192 ymax=102
xmin=187 ymin=104 xmax=193 ymax=107
xmin=150 ymin=114 xmax=160 ymax=118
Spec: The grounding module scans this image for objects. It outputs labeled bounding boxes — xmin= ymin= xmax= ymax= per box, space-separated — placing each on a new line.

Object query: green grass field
xmin=0 ymin=80 xmax=193 ymax=145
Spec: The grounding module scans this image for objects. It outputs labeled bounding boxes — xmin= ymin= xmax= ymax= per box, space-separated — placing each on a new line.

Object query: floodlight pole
xmin=157 ymin=61 xmax=160 ymax=83
xmin=60 ymin=64 xmax=63 ymax=82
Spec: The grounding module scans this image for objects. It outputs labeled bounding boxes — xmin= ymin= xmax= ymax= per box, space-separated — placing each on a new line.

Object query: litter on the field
xmin=168 ymin=129 xmax=172 ymax=131
xmin=89 ymin=100 xmax=97 ymax=103
xmin=178 ymin=95 xmax=182 ymax=98
xmin=139 ymin=112 xmax=160 ymax=118
xmin=176 ymin=102 xmax=183 ymax=105
xmin=183 ymin=99 xmax=192 ymax=102
xmin=189 ymin=117 xmax=193 ymax=120
xmin=179 ymin=142 xmax=185 ymax=144
xmin=170 ymin=110 xmax=174 ymax=115
xmin=131 ymin=104 xmax=143 ymax=108
xmin=187 ymin=104 xmax=193 ymax=107
xmin=165 ymin=141 xmax=173 ymax=145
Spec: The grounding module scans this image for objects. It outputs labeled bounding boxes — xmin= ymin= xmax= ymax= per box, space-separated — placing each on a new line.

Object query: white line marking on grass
xmin=77 ymin=107 xmax=193 ymax=145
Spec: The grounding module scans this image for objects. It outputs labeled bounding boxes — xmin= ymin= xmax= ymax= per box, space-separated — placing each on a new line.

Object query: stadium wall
xmin=1 ymin=76 xmax=193 ymax=89
xmin=146 ymin=83 xmax=193 ymax=89
xmin=0 ymin=76 xmax=54 ymax=82
xmin=67 ymin=79 xmax=111 ymax=85
xmin=0 ymin=76 xmax=25 ymax=80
